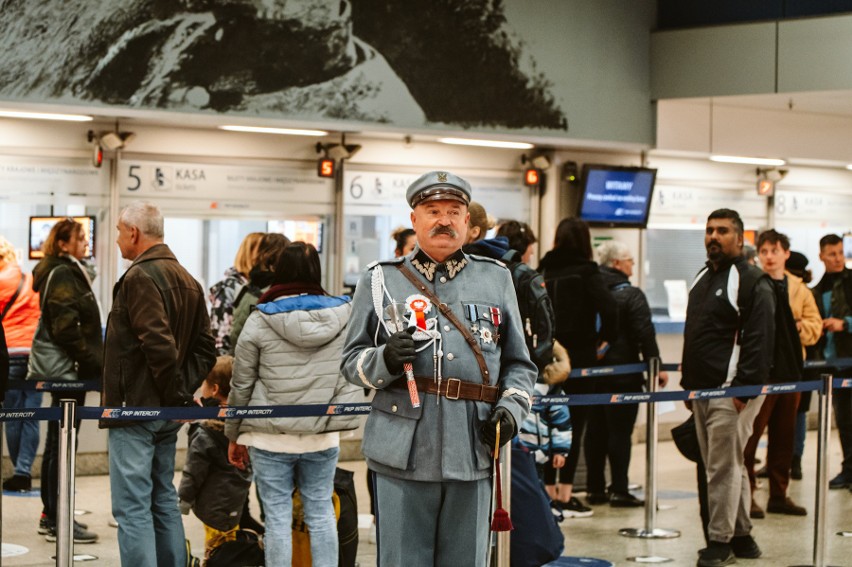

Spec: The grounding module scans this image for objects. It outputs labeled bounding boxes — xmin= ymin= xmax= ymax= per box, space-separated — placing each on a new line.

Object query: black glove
xmin=480 ymin=407 xmax=516 ymax=449
xmin=382 ymin=326 xmax=416 ymax=374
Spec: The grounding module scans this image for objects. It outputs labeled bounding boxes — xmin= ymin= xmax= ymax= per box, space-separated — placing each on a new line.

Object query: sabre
xmin=389 ymin=301 xmax=420 ymax=408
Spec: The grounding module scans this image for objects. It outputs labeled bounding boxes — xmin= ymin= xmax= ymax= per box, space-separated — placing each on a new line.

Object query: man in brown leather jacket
xmin=101 ymin=201 xmax=215 ymax=567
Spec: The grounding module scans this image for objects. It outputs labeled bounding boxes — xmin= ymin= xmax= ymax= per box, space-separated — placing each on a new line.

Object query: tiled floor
xmin=2 ymin=431 xmax=850 ymax=566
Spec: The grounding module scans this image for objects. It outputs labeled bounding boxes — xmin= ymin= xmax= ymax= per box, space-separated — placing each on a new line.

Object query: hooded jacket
xmin=225 ymin=293 xmax=361 ymax=440
xmin=463 ymin=236 xmax=510 ymax=259
xmin=31 ymin=255 xmax=102 ymax=379
xmin=179 ymin=418 xmax=252 ymax=532
xmin=101 ymin=244 xmax=216 ymax=425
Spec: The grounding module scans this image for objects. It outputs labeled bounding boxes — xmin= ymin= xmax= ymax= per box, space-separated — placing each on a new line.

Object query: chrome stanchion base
xmin=619 ymin=527 xmax=681 ymax=539
xmin=1 ymin=543 xmax=29 ymax=557
xmin=50 ymin=554 xmax=99 ymax=562
xmin=626 ymin=556 xmax=673 ymax=563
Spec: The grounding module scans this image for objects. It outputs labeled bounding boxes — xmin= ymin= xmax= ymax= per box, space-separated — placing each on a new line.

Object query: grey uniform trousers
xmin=374 ymin=473 xmax=491 ymax=567
xmin=693 ymin=396 xmax=765 ymax=543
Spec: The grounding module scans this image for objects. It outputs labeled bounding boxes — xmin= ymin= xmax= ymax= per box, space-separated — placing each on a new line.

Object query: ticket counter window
xmin=118 ymin=217 xmax=330 ymax=296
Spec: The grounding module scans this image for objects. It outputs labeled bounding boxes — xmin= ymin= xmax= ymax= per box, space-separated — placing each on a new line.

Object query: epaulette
xmin=365 ymin=257 xmax=405 ymax=270
xmin=468 ymin=254 xmax=507 ymax=269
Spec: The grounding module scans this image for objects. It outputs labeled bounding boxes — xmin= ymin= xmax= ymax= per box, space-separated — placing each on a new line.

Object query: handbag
xmin=671 ymin=414 xmax=701 ymax=464
xmin=27 ymin=268 xmax=78 ymax=381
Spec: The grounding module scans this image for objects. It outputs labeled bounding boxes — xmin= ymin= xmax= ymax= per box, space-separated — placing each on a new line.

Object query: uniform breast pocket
xmin=462 ymin=302 xmax=501 ymax=353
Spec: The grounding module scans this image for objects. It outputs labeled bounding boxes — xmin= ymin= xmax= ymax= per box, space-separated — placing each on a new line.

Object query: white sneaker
xmin=368 ymin=520 xmax=377 ymax=544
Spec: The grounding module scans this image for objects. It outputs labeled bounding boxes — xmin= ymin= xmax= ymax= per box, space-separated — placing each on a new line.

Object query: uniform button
xmin=440 ymin=276 xmax=447 ymax=283
xmin=447 ymin=353 xmax=454 ymax=361
xmin=444 ymin=325 xmax=451 ymax=332
xmin=391 ymin=404 xmax=398 ymax=413
xmin=377 ymin=379 xmax=384 ymax=385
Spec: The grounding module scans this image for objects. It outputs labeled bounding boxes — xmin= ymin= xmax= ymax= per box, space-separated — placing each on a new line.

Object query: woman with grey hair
xmin=586 ymin=240 xmax=667 ymax=507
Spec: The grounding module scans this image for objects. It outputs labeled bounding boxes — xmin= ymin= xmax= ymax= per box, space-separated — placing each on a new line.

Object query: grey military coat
xmin=341 ymin=248 xmax=536 ymax=482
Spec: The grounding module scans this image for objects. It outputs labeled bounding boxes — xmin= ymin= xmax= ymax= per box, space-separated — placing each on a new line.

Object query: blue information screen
xmin=579 ymin=168 xmax=655 ymax=226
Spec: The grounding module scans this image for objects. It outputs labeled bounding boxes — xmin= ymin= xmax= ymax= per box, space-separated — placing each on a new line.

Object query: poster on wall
xmin=0 ymin=2 xmax=567 ymax=133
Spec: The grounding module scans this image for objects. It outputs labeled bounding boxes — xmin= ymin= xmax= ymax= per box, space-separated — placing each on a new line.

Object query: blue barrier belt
xmin=806 ymin=357 xmax=852 ymax=370
xmin=4 ymin=378 xmax=846 ymax=422
xmin=6 ymin=359 xmax=852 ymax=391
xmin=0 ymin=407 xmax=62 ymax=422
xmin=536 ymin=379 xmax=825 ymax=407
xmin=81 ymin=403 xmax=373 ymax=422
xmin=568 ymin=362 xmax=648 ymax=378
xmin=6 ymin=380 xmax=100 ymax=392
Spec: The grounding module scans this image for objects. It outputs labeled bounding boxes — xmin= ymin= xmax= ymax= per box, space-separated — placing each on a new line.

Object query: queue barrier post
xmin=620 ymin=357 xmax=680 ymax=549
xmin=495 ymin=447 xmax=512 ymax=567
xmin=56 ymin=399 xmax=77 ymax=567
xmin=792 ymin=373 xmax=840 ymax=567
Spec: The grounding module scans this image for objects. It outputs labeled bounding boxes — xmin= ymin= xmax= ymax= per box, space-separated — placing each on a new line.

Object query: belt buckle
xmin=445 ymin=378 xmax=461 ymax=400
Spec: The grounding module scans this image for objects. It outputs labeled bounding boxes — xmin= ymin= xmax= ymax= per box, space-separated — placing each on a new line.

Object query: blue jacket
xmin=514 ymin=384 xmax=571 ymax=464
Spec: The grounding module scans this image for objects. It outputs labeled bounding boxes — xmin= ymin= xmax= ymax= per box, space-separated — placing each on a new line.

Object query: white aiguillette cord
xmin=371 ymin=266 xmax=421 ymax=408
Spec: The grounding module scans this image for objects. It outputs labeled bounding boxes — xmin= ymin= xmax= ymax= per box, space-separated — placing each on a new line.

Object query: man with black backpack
xmin=589 ymin=240 xmax=667 ymax=508
xmin=682 ymin=209 xmax=775 ymax=567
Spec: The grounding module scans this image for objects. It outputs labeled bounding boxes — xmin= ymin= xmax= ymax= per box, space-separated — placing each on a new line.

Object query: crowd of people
xmin=0 ymin=177 xmax=850 ymax=566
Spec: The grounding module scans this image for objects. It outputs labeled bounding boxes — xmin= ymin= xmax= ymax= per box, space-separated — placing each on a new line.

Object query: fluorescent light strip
xmin=846 ymin=164 xmax=852 ymax=171
xmin=219 ymin=125 xmax=328 ymax=136
xmin=710 ymin=155 xmax=786 ymax=166
xmin=0 ymin=110 xmax=93 ymax=122
xmin=438 ymin=137 xmax=534 ymax=150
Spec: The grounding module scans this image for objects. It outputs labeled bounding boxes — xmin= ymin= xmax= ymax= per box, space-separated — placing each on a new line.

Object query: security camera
xmin=98 ymin=131 xmax=136 ymax=151
xmin=318 ymin=143 xmax=361 ymax=161
xmin=757 ymin=167 xmax=788 ymax=183
xmin=521 ymin=154 xmax=552 ymax=170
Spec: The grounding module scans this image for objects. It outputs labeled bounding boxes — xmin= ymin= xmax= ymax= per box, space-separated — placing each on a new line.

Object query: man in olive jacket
xmin=101 ymin=201 xmax=216 ymax=567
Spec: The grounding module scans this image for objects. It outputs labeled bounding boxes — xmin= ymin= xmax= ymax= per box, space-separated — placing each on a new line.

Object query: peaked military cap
xmin=406 ymin=170 xmax=472 ymax=208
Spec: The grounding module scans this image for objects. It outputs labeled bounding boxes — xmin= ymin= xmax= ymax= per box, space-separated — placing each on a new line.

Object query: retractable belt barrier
xmin=4 ymin=360 xmax=849 ymax=567
xmin=6 ymin=356 xmax=852 ymax=395
xmin=0 ymin=359 xmax=852 ymax=421
xmin=6 ymin=379 xmax=100 ymax=392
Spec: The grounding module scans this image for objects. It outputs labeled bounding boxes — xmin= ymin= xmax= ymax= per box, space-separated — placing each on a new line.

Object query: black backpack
xmin=501 ymin=250 xmax=555 ymax=372
xmin=736 ymin=264 xmax=804 ymax=383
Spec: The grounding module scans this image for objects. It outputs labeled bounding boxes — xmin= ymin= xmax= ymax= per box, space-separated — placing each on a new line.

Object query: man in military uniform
xmin=341 ymin=171 xmax=536 ymax=567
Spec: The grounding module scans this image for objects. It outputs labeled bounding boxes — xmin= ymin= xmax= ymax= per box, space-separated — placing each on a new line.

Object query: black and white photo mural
xmin=0 ymin=1 xmax=654 ymax=141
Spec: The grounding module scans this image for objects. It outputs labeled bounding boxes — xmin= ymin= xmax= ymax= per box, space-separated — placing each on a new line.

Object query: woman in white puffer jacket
xmin=226 ymin=242 xmax=361 ymax=567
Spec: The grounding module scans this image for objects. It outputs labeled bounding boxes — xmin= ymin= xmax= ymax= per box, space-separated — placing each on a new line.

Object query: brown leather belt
xmin=392 ymin=376 xmax=499 ymax=403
